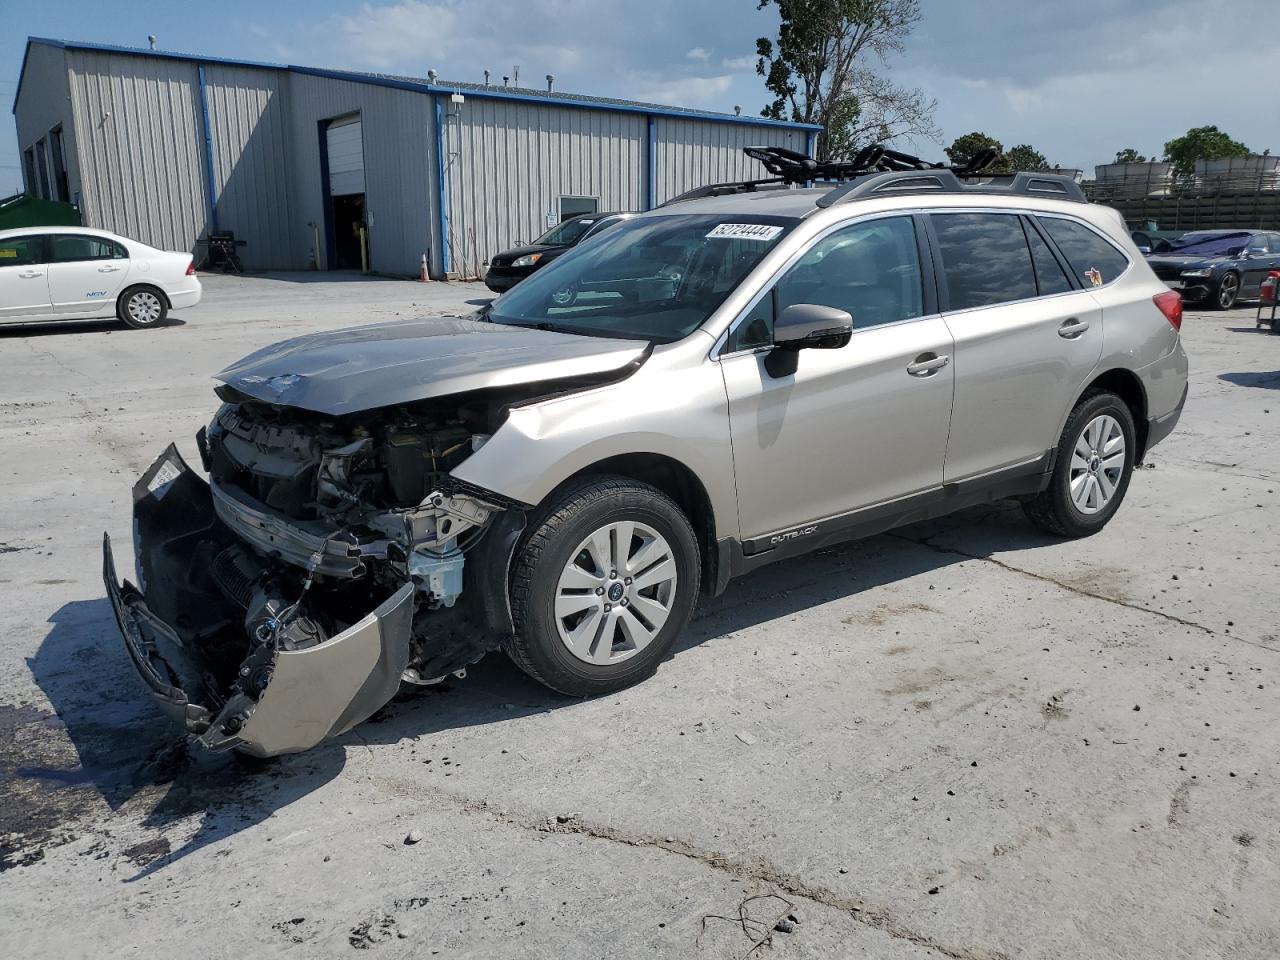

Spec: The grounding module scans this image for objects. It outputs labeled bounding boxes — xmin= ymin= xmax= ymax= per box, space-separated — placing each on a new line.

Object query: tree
xmin=1162 ymin=125 xmax=1249 ymax=181
xmin=945 ymin=131 xmax=1003 ymax=168
xmin=1004 ymin=144 xmax=1049 ymax=172
xmin=1113 ymin=148 xmax=1147 ymax=164
xmin=756 ymin=0 xmax=938 ymax=161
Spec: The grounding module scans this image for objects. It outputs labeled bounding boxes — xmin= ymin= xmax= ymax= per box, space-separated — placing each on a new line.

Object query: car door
xmin=1239 ymin=234 xmax=1276 ymax=298
xmin=0 ymin=235 xmax=52 ymax=321
xmin=45 ymin=234 xmax=130 ymax=317
xmin=930 ymin=211 xmax=1105 ymax=482
xmin=719 ymin=214 xmax=955 ymax=541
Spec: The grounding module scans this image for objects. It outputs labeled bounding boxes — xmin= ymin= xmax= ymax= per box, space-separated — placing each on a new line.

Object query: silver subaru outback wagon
xmin=104 ymin=149 xmax=1188 ymax=756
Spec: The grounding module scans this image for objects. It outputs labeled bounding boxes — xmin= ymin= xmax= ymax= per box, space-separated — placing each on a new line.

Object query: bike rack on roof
xmin=658 ymin=144 xmax=1086 ymax=208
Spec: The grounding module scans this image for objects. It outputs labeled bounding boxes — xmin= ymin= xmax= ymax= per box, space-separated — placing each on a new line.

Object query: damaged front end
xmin=103 ymin=394 xmax=526 ymax=757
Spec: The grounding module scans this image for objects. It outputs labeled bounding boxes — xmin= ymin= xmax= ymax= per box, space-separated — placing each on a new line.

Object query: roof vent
xmin=546 ymin=74 xmax=555 ymax=92
xmin=147 ymin=35 xmax=157 ymax=50
xmin=427 ymin=68 xmax=438 ymax=83
xmin=734 ymin=105 xmax=742 ymax=116
xmin=484 ymin=69 xmax=490 ymax=87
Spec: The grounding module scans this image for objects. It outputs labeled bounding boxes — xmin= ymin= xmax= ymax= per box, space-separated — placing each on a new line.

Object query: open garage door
xmin=325 ymin=115 xmax=367 ymax=270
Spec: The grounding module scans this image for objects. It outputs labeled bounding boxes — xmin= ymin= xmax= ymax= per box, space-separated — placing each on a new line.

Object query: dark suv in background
xmin=484 ymin=212 xmax=633 ymax=292
xmin=1145 ymin=230 xmax=1280 ymax=309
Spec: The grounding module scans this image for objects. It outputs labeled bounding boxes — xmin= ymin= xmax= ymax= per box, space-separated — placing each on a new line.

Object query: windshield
xmin=1168 ymin=232 xmax=1251 ymax=257
xmin=535 ymin=217 xmax=599 ymax=247
xmin=488 ymin=214 xmax=797 ymax=342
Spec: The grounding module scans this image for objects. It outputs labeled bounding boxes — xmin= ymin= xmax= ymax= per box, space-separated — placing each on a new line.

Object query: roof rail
xmin=815 ymin=169 xmax=1088 ymax=207
xmin=659 ymin=145 xmax=1087 ymax=209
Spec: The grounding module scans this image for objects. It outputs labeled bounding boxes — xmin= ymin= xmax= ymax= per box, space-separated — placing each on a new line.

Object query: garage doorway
xmin=323 ymin=114 xmax=367 ymax=270
xmin=558 ymin=195 xmax=598 ymax=222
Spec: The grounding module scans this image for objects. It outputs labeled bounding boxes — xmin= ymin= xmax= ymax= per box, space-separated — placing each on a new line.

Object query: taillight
xmin=1152 ymin=290 xmax=1182 ymax=331
xmin=185 ymin=259 xmax=196 ymax=276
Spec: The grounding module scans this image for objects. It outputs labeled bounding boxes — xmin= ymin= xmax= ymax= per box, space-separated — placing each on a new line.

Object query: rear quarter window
xmin=1037 ymin=217 xmax=1130 ymax=287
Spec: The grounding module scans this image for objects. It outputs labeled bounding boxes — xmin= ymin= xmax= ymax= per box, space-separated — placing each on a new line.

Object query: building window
xmin=50 ymin=126 xmax=69 ymax=202
xmin=34 ymin=138 xmax=51 ymax=200
xmin=558 ymin=195 xmax=598 ymax=222
xmin=22 ymin=148 xmax=36 ymax=195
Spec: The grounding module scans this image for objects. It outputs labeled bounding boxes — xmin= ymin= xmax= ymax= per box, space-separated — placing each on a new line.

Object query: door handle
xmin=98 ymin=265 xmax=121 ymax=273
xmin=1058 ymin=317 xmax=1090 ymax=339
xmin=18 ymin=270 xmax=44 ymax=279
xmin=907 ymin=353 xmax=950 ymax=377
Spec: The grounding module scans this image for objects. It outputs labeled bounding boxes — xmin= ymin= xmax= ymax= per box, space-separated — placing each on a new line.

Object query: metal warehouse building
xmin=13 ymin=37 xmax=817 ymax=280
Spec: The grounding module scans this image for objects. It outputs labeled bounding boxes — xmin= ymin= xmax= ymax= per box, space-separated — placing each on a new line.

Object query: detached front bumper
xmin=103 ymin=446 xmax=415 ymax=757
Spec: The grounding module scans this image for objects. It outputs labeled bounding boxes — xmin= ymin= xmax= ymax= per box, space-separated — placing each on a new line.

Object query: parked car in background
xmin=1129 ymin=228 xmax=1184 ymax=254
xmin=0 ymin=226 xmax=200 ymax=329
xmin=1145 ymin=229 xmax=1280 ymax=309
xmin=105 ymin=152 xmax=1187 ymax=758
xmin=484 ymin=212 xmax=634 ymax=292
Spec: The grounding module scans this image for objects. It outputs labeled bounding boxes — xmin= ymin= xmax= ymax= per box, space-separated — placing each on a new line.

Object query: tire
xmin=118 ymin=286 xmax=169 ymax=329
xmin=1214 ymin=272 xmax=1240 ymax=310
xmin=1022 ymin=390 xmax=1136 ymax=538
xmin=505 ymin=475 xmax=700 ymax=697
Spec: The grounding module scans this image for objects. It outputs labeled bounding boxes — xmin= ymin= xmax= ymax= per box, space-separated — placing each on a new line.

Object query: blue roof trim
xmin=17 ymin=36 xmax=821 ymax=131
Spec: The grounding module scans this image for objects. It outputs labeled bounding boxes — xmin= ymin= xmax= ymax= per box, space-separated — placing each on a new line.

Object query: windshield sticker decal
xmin=1085 ymin=268 xmax=1103 ymax=286
xmin=706 ymin=223 xmax=784 ymax=242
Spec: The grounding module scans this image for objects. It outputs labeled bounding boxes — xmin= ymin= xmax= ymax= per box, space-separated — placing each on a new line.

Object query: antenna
xmin=513 ymin=65 xmax=520 ymax=86
xmin=147 ymin=35 xmax=157 ymax=50
xmin=546 ymin=74 xmax=555 ymax=92
xmin=483 ymin=69 xmax=490 ymax=87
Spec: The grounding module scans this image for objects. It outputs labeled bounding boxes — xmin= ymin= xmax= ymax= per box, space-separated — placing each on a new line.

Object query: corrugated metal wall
xmin=13 ymin=43 xmax=76 ymax=201
xmin=202 ymin=64 xmax=295 ymax=268
xmin=444 ymin=100 xmax=645 ymax=279
xmin=652 ymin=118 xmax=803 ymax=205
xmin=286 ymin=73 xmax=439 ymax=277
xmin=65 ymin=49 xmax=209 ymax=253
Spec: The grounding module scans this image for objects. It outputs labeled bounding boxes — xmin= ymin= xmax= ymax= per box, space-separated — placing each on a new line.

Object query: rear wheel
xmin=506 ymin=476 xmax=700 ymax=697
xmin=118 ymin=287 xmax=168 ymax=329
xmin=1215 ymin=272 xmax=1240 ymax=310
xmin=1022 ymin=390 xmax=1136 ymax=538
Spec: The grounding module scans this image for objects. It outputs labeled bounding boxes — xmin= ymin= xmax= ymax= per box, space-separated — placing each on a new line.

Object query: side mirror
xmin=1137 ymin=245 xmax=1152 ymax=255
xmin=765 ymin=303 xmax=853 ymax=377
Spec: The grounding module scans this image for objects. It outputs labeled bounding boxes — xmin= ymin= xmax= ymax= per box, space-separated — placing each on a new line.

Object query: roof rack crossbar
xmin=815 ymin=168 xmax=1087 ymax=207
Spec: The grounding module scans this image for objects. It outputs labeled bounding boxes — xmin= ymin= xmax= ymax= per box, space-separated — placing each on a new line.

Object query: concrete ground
xmin=1 ymin=273 xmax=1277 ymax=959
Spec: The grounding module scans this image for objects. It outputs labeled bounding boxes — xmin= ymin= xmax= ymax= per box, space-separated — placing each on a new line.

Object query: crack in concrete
xmin=374 ymin=776 xmax=1008 ymax=960
xmin=886 ymin=532 xmax=1278 ymax=655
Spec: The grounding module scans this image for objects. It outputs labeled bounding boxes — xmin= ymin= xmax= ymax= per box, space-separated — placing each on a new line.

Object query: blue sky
xmin=4 ymin=0 xmax=1276 ymax=195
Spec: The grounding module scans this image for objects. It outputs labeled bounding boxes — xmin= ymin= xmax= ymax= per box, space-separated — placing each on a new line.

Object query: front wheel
xmin=1215 ymin=272 xmax=1240 ymax=310
xmin=1022 ymin=390 xmax=1136 ymax=538
xmin=505 ymin=476 xmax=700 ymax=697
xmin=118 ymin=287 xmax=169 ymax=329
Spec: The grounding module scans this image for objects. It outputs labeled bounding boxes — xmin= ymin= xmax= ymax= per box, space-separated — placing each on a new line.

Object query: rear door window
xmin=1025 ymin=219 xmax=1074 ymax=295
xmin=50 ymin=235 xmax=128 ymax=263
xmin=1037 ymin=217 xmax=1130 ymax=287
xmin=930 ymin=213 xmax=1037 ymax=310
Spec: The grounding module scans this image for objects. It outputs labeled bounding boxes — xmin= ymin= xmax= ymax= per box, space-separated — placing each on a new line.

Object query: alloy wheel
xmin=1069 ymin=414 xmax=1126 ymax=515
xmin=554 ymin=520 xmax=677 ymax=665
xmin=127 ymin=291 xmax=163 ymax=325
xmin=1218 ymin=274 xmax=1239 ymax=309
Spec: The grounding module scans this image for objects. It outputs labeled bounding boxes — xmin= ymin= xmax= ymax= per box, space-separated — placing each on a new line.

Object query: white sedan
xmin=0 ymin=226 xmax=201 ymax=329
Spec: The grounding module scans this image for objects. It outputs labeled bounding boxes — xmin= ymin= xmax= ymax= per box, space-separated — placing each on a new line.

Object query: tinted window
xmin=535 ymin=218 xmax=597 ymax=246
xmin=1026 ymin=220 xmax=1074 ymax=295
xmin=932 ymin=213 xmax=1037 ymax=310
xmin=1039 ymin=217 xmax=1130 ymax=286
xmin=0 ymin=236 xmax=44 ymax=267
xmin=1244 ymin=234 xmax=1270 ymax=254
xmin=728 ymin=216 xmax=923 ymax=351
xmin=50 ymin=235 xmax=128 ymax=263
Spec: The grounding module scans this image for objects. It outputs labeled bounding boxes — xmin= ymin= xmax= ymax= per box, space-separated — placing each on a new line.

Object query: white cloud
xmin=635 ymin=74 xmax=733 ymax=108
xmin=721 ymin=54 xmax=756 ymax=71
xmin=686 ymin=47 xmax=711 ymax=61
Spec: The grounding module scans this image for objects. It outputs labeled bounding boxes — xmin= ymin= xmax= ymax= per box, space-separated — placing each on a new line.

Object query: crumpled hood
xmin=217 ymin=316 xmax=648 ymax=415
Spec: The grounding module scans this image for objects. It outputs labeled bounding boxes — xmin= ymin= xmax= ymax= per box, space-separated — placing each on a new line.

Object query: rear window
xmin=1038 ymin=217 xmax=1129 ymax=287
xmin=50 ymin=235 xmax=128 ymax=263
xmin=931 ymin=212 xmax=1037 ymax=310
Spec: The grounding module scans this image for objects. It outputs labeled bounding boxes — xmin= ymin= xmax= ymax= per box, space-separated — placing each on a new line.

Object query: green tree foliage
xmin=1162 ymin=126 xmax=1249 ymax=181
xmin=1113 ymin=148 xmax=1147 ymax=164
xmin=1003 ymin=144 xmax=1049 ymax=172
xmin=756 ymin=0 xmax=938 ymax=161
xmin=945 ymin=131 xmax=1003 ymax=168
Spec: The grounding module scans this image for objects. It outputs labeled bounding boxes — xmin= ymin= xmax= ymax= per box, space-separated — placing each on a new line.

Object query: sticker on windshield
xmin=706 ymin=223 xmax=784 ymax=242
